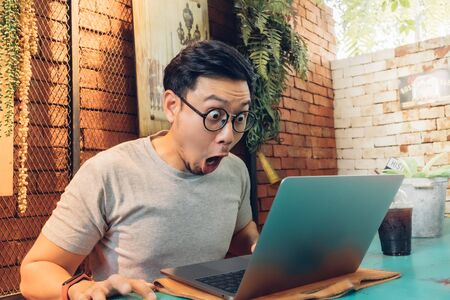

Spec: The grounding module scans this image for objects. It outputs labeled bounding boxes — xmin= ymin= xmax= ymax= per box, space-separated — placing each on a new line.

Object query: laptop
xmin=161 ymin=175 xmax=404 ymax=300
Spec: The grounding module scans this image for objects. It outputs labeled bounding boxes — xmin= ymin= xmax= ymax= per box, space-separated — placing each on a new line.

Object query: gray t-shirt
xmin=42 ymin=132 xmax=252 ymax=281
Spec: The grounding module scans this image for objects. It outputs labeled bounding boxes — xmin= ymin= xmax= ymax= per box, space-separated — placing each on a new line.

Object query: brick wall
xmin=256 ymin=1 xmax=337 ymax=225
xmin=0 ymin=0 xmax=137 ymax=295
xmin=332 ymin=35 xmax=450 ymax=214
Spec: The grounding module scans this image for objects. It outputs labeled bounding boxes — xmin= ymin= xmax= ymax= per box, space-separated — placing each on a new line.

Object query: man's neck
xmin=151 ymin=131 xmax=186 ymax=172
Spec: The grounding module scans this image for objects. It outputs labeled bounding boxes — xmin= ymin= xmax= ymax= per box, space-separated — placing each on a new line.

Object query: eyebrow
xmin=204 ymin=94 xmax=251 ymax=107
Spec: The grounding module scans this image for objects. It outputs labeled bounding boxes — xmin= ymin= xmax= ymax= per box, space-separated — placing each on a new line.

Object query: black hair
xmin=163 ymin=40 xmax=255 ymax=98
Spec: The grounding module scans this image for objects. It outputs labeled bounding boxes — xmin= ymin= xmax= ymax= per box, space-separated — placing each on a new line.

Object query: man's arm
xmin=227 ymin=221 xmax=259 ymax=256
xmin=20 ymin=233 xmax=155 ymax=300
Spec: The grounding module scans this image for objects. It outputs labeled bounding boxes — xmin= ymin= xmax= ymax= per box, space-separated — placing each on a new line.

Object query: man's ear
xmin=163 ymin=90 xmax=180 ymax=123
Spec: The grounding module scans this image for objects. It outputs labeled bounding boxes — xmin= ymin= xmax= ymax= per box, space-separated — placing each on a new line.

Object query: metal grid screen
xmin=0 ymin=0 xmax=137 ymax=295
xmin=78 ymin=0 xmax=137 ymax=163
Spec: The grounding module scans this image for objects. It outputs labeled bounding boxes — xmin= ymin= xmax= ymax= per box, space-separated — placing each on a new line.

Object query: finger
xmin=130 ymin=279 xmax=157 ymax=300
xmin=91 ymin=287 xmax=107 ymax=300
xmin=107 ymin=274 xmax=132 ymax=295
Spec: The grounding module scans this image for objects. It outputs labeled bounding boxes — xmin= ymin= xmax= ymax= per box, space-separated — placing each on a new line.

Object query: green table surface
xmin=111 ymin=218 xmax=450 ymax=299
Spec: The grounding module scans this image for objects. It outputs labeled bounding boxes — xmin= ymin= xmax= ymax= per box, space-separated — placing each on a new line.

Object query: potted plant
xmin=383 ymin=153 xmax=450 ymax=237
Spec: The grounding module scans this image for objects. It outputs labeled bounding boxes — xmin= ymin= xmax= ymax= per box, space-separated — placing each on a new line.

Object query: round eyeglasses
xmin=178 ymin=95 xmax=256 ymax=133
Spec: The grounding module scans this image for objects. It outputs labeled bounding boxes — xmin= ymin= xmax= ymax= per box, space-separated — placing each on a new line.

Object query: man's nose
xmin=217 ymin=118 xmax=234 ymax=145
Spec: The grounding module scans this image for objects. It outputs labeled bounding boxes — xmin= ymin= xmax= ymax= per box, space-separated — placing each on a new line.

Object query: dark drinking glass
xmin=378 ymin=208 xmax=412 ymax=256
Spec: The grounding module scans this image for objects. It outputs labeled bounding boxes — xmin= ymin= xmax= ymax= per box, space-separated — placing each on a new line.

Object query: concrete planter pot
xmin=401 ymin=177 xmax=448 ymax=238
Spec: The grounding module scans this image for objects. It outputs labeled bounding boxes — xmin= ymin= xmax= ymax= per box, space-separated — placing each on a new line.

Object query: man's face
xmin=171 ymin=76 xmax=251 ymax=175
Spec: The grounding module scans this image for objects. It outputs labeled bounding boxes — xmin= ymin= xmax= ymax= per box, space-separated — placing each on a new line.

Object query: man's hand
xmin=69 ymin=274 xmax=156 ymax=300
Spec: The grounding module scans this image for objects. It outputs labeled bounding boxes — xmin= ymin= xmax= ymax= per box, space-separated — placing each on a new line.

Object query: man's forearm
xmin=228 ymin=221 xmax=259 ymax=256
xmin=20 ymin=261 xmax=73 ymax=300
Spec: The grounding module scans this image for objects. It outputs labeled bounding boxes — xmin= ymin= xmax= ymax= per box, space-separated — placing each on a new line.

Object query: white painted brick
xmin=374 ymin=69 xmax=398 ymax=82
xmin=363 ymin=61 xmax=386 ymax=74
xmin=419 ymin=107 xmax=445 ymax=119
xmin=386 ymin=79 xmax=400 ymax=91
xmin=408 ymin=120 xmax=437 ymax=132
xmin=373 ymin=111 xmax=403 ymax=125
xmin=352 ymin=94 xmax=373 ymax=107
xmin=361 ymin=104 xmax=383 ymax=116
xmin=384 ymin=122 xmax=408 ymax=135
xmin=396 ymin=50 xmax=436 ymax=67
xmin=353 ymin=138 xmax=375 ymax=148
xmin=364 ymin=126 xmax=388 ymax=137
xmin=365 ymin=82 xmax=389 ymax=94
xmin=335 ymin=128 xmax=346 ymax=138
xmin=419 ymin=36 xmax=450 ymax=51
xmin=352 ymin=73 xmax=374 ymax=86
xmin=445 ymin=105 xmax=450 ymax=117
xmin=383 ymin=101 xmax=401 ymax=113
xmin=432 ymin=141 xmax=450 ymax=153
xmin=421 ymin=130 xmax=448 ymax=143
xmin=334 ymin=118 xmax=351 ymax=128
xmin=348 ymin=53 xmax=372 ymax=66
xmin=402 ymin=110 xmax=420 ymax=121
xmin=334 ymin=89 xmax=346 ymax=99
xmin=383 ymin=146 xmax=404 ymax=158
xmin=374 ymin=90 xmax=398 ymax=104
xmin=345 ymin=86 xmax=365 ymax=98
xmin=376 ymin=158 xmax=389 ymax=170
xmin=333 ymin=77 xmax=353 ymax=89
xmin=396 ymin=133 xmax=422 ymax=145
xmin=408 ymin=143 xmax=434 ymax=156
xmin=351 ymin=116 xmax=373 ymax=128
xmin=345 ymin=127 xmax=364 ymax=138
xmin=348 ymin=107 xmax=362 ymax=118
xmin=337 ymin=159 xmax=355 ymax=169
xmin=346 ymin=65 xmax=366 ymax=77
xmin=397 ymin=66 xmax=411 ymax=77
xmin=363 ymin=148 xmax=385 ymax=159
xmin=446 ymin=202 xmax=450 ymax=215
xmin=330 ymin=59 xmax=350 ymax=70
xmin=355 ymin=159 xmax=377 ymax=170
xmin=374 ymin=136 xmax=397 ymax=147
xmin=332 ymin=69 xmax=344 ymax=80
xmin=372 ymin=48 xmax=395 ymax=61
xmin=341 ymin=149 xmax=363 ymax=159
xmin=334 ymin=98 xmax=353 ymax=108
xmin=336 ymin=138 xmax=353 ymax=149
xmin=433 ymin=58 xmax=450 ymax=69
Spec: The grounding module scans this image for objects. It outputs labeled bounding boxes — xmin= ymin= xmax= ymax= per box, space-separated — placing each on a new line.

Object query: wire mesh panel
xmin=78 ymin=0 xmax=137 ymax=164
xmin=0 ymin=0 xmax=72 ymax=295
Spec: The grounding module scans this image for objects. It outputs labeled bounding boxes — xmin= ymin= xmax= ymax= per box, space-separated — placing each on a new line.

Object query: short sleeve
xmin=234 ymin=160 xmax=253 ymax=232
xmin=42 ymin=158 xmax=108 ymax=255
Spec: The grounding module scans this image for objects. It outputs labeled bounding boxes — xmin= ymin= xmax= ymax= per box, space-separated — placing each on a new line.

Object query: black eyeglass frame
xmin=177 ymin=94 xmax=256 ymax=133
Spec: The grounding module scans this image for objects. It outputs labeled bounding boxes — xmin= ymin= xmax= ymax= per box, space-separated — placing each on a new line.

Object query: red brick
xmin=35 ymin=0 xmax=68 ymax=22
xmin=257 ymin=185 xmax=268 ymax=198
xmin=301 ymin=92 xmax=314 ymax=103
xmin=37 ymin=39 xmax=69 ymax=63
xmin=14 ymin=146 xmax=68 ymax=172
xmin=0 ymin=196 xmax=15 ymax=218
xmin=313 ymin=148 xmax=337 ymax=159
xmin=259 ymin=197 xmax=274 ymax=211
xmin=292 ymin=135 xmax=306 ymax=146
xmin=80 ymin=89 xmax=137 ymax=114
xmin=435 ymin=46 xmax=450 ymax=59
xmin=273 ymin=145 xmax=289 ymax=157
xmin=31 ymin=59 xmax=69 ymax=85
xmin=294 ymin=77 xmax=307 ymax=90
xmin=278 ymin=133 xmax=293 ymax=145
xmin=279 ymin=108 xmax=291 ymax=121
xmin=80 ymin=110 xmax=137 ymax=133
xmin=286 ymin=169 xmax=301 ymax=176
xmin=291 ymin=111 xmax=304 ymax=123
xmin=36 ymin=16 xmax=67 ymax=42
xmin=22 ymin=126 xmax=68 ymax=148
xmin=286 ymin=122 xmax=299 ymax=134
xmin=281 ymin=157 xmax=296 ymax=169
xmin=260 ymin=145 xmax=273 ymax=156
xmin=21 ymin=193 xmax=60 ymax=217
xmin=79 ymin=9 xmax=111 ymax=33
xmin=18 ymin=171 xmax=69 ymax=194
xmin=256 ymin=171 xmax=269 ymax=184
xmin=82 ymin=129 xmax=137 ymax=150
xmin=27 ymin=103 xmax=69 ymax=127
xmin=29 ymin=80 xmax=69 ymax=106
xmin=0 ymin=266 xmax=19 ymax=293
xmin=258 ymin=211 xmax=268 ymax=225
xmin=0 ymin=217 xmax=47 ymax=241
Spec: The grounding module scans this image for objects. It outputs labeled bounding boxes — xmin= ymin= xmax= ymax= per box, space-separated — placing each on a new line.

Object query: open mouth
xmin=202 ymin=155 xmax=225 ymax=174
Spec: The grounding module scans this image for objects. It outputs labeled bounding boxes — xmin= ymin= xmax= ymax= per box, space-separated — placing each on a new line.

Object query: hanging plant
xmin=17 ymin=0 xmax=38 ymax=214
xmin=234 ymin=0 xmax=308 ymax=154
xmin=0 ymin=0 xmax=38 ymax=214
xmin=0 ymin=0 xmax=21 ymax=138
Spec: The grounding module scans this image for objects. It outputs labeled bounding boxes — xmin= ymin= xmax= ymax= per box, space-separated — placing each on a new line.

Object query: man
xmin=20 ymin=40 xmax=260 ymax=300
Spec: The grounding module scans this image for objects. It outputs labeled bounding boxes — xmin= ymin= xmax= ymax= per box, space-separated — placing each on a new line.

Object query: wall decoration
xmin=132 ymin=0 xmax=209 ymax=136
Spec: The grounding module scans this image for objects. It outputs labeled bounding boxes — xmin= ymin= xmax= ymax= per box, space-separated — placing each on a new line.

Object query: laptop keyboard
xmin=196 ymin=269 xmax=245 ymax=294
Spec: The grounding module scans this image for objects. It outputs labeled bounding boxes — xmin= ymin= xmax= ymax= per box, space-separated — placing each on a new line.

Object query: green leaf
xmin=423 ymin=153 xmax=446 ymax=175
xmin=399 ymin=0 xmax=410 ymax=8
xmin=391 ymin=0 xmax=399 ymax=12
